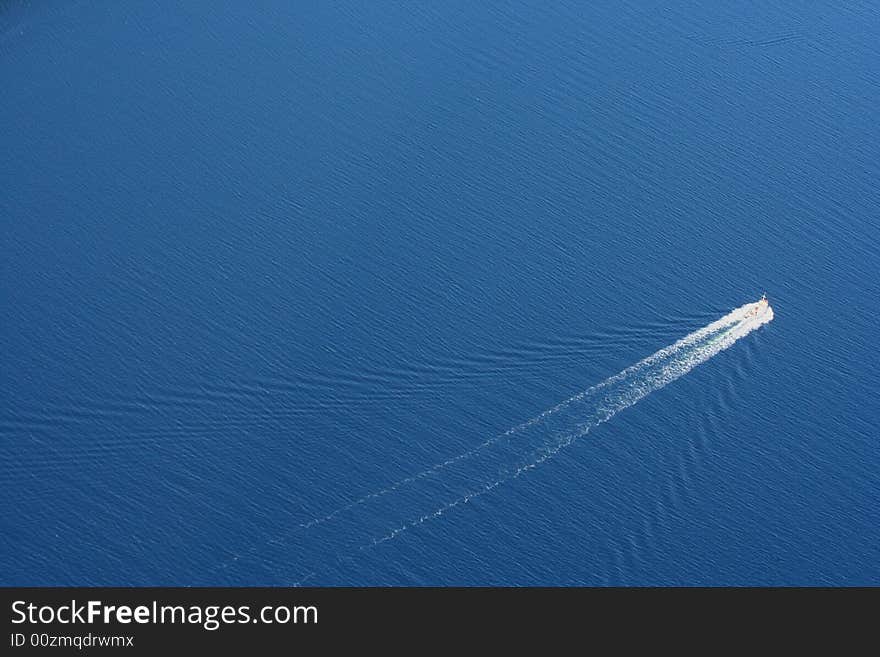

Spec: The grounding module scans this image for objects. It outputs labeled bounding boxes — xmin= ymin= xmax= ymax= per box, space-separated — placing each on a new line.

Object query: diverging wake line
xmin=227 ymin=300 xmax=773 ymax=580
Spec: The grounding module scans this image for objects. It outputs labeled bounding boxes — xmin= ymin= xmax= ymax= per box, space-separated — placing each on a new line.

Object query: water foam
xmin=364 ymin=300 xmax=773 ymax=544
xmin=221 ymin=300 xmax=774 ymax=580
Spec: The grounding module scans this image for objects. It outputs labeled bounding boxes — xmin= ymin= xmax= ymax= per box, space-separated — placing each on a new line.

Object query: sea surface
xmin=1 ymin=1 xmax=878 ymax=585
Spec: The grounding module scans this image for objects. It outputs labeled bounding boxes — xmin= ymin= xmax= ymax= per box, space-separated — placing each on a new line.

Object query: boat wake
xmin=220 ymin=300 xmax=773 ymax=582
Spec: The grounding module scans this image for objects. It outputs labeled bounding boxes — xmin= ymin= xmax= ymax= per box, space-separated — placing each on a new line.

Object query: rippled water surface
xmin=2 ymin=1 xmax=878 ymax=584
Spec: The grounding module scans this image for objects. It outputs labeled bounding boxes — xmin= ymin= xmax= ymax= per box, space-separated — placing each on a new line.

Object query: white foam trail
xmin=226 ymin=301 xmax=772 ymax=581
xmin=366 ymin=300 xmax=773 ymax=544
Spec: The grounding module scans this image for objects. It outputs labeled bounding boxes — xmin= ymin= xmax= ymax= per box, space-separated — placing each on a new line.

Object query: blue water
xmin=2 ymin=1 xmax=878 ymax=585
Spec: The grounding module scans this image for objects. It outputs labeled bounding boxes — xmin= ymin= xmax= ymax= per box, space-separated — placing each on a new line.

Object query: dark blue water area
xmin=1 ymin=1 xmax=878 ymax=585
